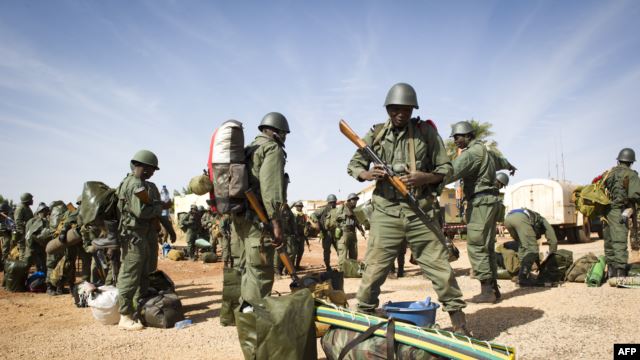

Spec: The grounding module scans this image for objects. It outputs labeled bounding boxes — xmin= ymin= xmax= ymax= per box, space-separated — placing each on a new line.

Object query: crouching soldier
xmin=24 ymin=203 xmax=52 ymax=287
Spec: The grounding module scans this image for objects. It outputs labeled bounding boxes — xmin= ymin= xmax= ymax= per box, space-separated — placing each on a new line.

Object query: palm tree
xmin=445 ymin=119 xmax=502 ymax=159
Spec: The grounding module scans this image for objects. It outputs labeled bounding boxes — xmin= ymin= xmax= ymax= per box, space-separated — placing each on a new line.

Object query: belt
xmin=471 ymin=189 xmax=499 ymax=199
xmin=508 ymin=208 xmax=530 ymax=217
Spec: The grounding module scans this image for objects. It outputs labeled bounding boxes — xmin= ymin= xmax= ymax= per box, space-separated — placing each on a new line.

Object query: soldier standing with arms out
xmin=1 ymin=202 xmax=15 ymax=267
xmin=348 ymin=83 xmax=470 ymax=335
xmin=291 ymin=201 xmax=308 ymax=270
xmin=330 ymin=193 xmax=365 ymax=272
xmin=15 ymin=192 xmax=34 ymax=261
xmin=446 ymin=121 xmax=516 ymax=303
xmin=180 ymin=205 xmax=202 ymax=261
xmin=232 ymin=112 xmax=289 ymax=303
xmin=602 ymin=148 xmax=640 ymax=278
xmin=504 ymin=208 xmax=558 ymax=286
xmin=116 ymin=150 xmax=167 ymax=331
xmin=311 ymin=194 xmax=338 ymax=271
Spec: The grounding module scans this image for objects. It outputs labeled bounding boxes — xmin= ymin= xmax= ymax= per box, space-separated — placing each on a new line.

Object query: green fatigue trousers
xmin=24 ymin=238 xmax=46 ymax=273
xmin=357 ymin=208 xmax=466 ymax=313
xmin=148 ymin=233 xmax=159 ymax=272
xmin=17 ymin=233 xmax=26 ymax=261
xmin=604 ymin=208 xmax=629 ymax=270
xmin=185 ymin=229 xmax=198 ymax=258
xmin=232 ymin=215 xmax=275 ymax=304
xmin=504 ymin=212 xmax=538 ymax=260
xmin=465 ymin=200 xmax=499 ymax=282
xmin=1 ymin=231 xmax=13 ymax=264
xmin=322 ymin=231 xmax=338 ymax=269
xmin=220 ymin=233 xmax=232 ymax=265
xmin=46 ymin=252 xmax=64 ymax=285
xmin=337 ymin=231 xmax=358 ymax=272
xmin=293 ymin=235 xmax=305 ymax=268
xmin=117 ymin=235 xmax=150 ymax=315
xmin=65 ymin=244 xmax=92 ymax=285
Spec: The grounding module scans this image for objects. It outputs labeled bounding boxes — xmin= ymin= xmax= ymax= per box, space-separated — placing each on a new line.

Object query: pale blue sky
xmin=1 ymin=0 xmax=639 ymax=205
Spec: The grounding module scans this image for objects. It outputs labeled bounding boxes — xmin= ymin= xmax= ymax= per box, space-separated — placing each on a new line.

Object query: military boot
xmin=118 ymin=314 xmax=144 ymax=331
xmin=469 ymin=279 xmax=496 ymax=303
xmin=92 ymin=220 xmax=120 ymax=249
xmin=56 ymin=284 xmax=65 ymax=295
xmin=616 ymin=268 xmax=627 ymax=278
xmin=46 ymin=283 xmax=57 ymax=296
xmin=517 ymin=255 xmax=538 ymax=287
xmin=448 ymin=310 xmax=473 ymax=337
xmin=492 ymin=279 xmax=501 ymax=300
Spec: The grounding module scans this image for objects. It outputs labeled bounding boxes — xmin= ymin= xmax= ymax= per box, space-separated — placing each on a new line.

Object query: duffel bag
xmin=221 ymin=267 xmax=241 ymax=326
xmin=148 ymin=270 xmax=176 ymax=293
xmin=139 ymin=291 xmax=184 ymax=328
xmin=3 ymin=260 xmax=28 ymax=292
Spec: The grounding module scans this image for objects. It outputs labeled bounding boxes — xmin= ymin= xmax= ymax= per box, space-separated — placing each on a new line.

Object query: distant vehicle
xmin=503 ymin=178 xmax=598 ymax=243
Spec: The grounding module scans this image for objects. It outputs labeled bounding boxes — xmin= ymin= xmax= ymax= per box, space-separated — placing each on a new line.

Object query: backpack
xmin=148 ymin=270 xmax=176 ymax=293
xmin=79 ymin=181 xmax=118 ymax=226
xmin=138 ymin=290 xmax=185 ymax=328
xmin=574 ymin=171 xmax=611 ymax=219
xmin=564 ymin=253 xmax=599 ymax=282
xmin=207 ymin=120 xmax=248 ymax=214
xmin=538 ymin=249 xmax=573 ymax=283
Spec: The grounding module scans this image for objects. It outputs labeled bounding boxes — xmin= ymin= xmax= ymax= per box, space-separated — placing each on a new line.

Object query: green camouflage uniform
xmin=24 ymin=216 xmax=51 ymax=273
xmin=62 ymin=209 xmax=92 ymax=285
xmin=504 ymin=209 xmax=558 ymax=260
xmin=348 ymin=118 xmax=466 ymax=313
xmin=219 ymin=214 xmax=232 ymax=264
xmin=1 ymin=211 xmax=14 ymax=265
xmin=45 ymin=203 xmax=68 ymax=287
xmin=80 ymin=224 xmax=115 ymax=285
xmin=291 ymin=208 xmax=308 ymax=267
xmin=311 ymin=206 xmax=337 ymax=270
xmin=15 ymin=204 xmax=33 ymax=260
xmin=201 ymin=210 xmax=217 ymax=252
xmin=603 ymin=165 xmax=640 ymax=270
xmin=116 ymin=174 xmax=163 ymax=315
xmin=328 ymin=204 xmax=361 ymax=271
xmin=180 ymin=210 xmax=202 ymax=259
xmin=448 ymin=140 xmax=512 ymax=282
xmin=231 ymin=134 xmax=286 ymax=303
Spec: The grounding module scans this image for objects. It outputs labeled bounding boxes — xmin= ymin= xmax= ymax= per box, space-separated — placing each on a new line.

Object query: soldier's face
xmin=453 ymin=134 xmax=470 ymax=149
xmin=386 ymin=105 xmax=413 ymax=128
xmin=329 ymin=201 xmax=337 ymax=209
xmin=347 ymin=199 xmax=358 ymax=208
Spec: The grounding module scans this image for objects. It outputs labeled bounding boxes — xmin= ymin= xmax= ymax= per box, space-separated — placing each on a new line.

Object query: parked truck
xmin=503 ymin=178 xmax=597 ymax=243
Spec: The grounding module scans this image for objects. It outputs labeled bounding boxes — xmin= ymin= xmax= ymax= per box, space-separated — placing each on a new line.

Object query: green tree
xmin=445 ymin=119 xmax=502 ymax=159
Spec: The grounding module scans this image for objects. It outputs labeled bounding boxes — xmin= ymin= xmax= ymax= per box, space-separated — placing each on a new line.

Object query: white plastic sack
xmin=87 ymin=285 xmax=120 ymax=325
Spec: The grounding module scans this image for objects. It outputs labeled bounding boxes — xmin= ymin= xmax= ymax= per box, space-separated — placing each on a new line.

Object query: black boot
xmin=46 ymin=283 xmax=57 ymax=296
xmin=518 ymin=254 xmax=538 ymax=287
xmin=448 ymin=310 xmax=473 ymax=337
xmin=469 ymin=279 xmax=497 ymax=303
xmin=607 ymin=264 xmax=616 ymax=279
xmin=616 ymin=268 xmax=627 ymax=278
xmin=492 ymin=279 xmax=501 ymax=300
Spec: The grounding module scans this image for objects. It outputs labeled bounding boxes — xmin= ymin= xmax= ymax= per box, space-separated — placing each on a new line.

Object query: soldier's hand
xmin=359 ymin=164 xmax=387 ymax=181
xmin=400 ymin=171 xmax=443 ymax=187
xmin=271 ymin=219 xmax=284 ymax=247
xmin=509 ymin=165 xmax=517 ymax=176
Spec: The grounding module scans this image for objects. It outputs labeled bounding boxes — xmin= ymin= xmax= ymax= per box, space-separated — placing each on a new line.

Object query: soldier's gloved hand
xmin=271 ymin=219 xmax=284 ymax=248
xmin=509 ymin=165 xmax=517 ymax=176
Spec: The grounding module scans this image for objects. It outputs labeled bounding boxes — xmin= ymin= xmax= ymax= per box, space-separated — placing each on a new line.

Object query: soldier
xmin=311 ymin=194 xmax=338 ymax=271
xmin=45 ymin=200 xmax=68 ymax=295
xmin=291 ymin=201 xmax=308 ymax=269
xmin=347 ymin=83 xmax=470 ymax=335
xmin=115 ymin=149 xmax=166 ymax=331
xmin=504 ymin=208 xmax=558 ymax=286
xmin=15 ymin=192 xmax=34 ymax=260
xmin=62 ymin=197 xmax=92 ymax=294
xmin=447 ymin=121 xmax=516 ymax=303
xmin=180 ymin=205 xmax=202 ymax=260
xmin=1 ymin=202 xmax=15 ymax=267
xmin=602 ymin=148 xmax=640 ymax=278
xmin=24 ymin=203 xmax=51 ymax=284
xmin=231 ymin=112 xmax=289 ymax=303
xmin=200 ymin=206 xmax=217 ymax=253
xmin=329 ymin=193 xmax=365 ymax=272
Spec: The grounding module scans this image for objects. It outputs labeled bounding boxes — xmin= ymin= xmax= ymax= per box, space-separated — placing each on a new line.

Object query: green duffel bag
xmin=138 ymin=291 xmax=185 ymax=328
xmin=221 ymin=267 xmax=241 ymax=327
xmin=343 ymin=259 xmax=364 ymax=278
xmin=235 ymin=289 xmax=317 ymax=360
xmin=3 ymin=260 xmax=29 ymax=292
xmin=321 ymin=319 xmax=437 ymax=360
xmin=202 ymin=252 xmax=218 ymax=263
xmin=539 ymin=249 xmax=573 ymax=283
xmin=565 ymin=253 xmax=599 ymax=282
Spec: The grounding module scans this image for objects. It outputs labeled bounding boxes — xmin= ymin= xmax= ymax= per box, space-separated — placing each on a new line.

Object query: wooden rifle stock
xmin=245 ymin=189 xmax=300 ymax=286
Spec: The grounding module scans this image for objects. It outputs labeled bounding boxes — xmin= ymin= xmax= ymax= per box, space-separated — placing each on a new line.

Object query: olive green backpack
xmin=574 ymin=171 xmax=611 ymax=219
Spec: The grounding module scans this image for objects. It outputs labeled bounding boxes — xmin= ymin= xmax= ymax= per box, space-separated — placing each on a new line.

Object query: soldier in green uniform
xmin=603 ymin=148 xmax=640 ymax=278
xmin=61 ymin=197 xmax=92 ymax=294
xmin=291 ymin=201 xmax=308 ymax=269
xmin=200 ymin=206 xmax=217 ymax=253
xmin=116 ymin=149 xmax=166 ymax=331
xmin=504 ymin=208 xmax=558 ymax=286
xmin=15 ymin=192 xmax=34 ymax=261
xmin=328 ymin=193 xmax=365 ymax=272
xmin=45 ymin=200 xmax=69 ymax=295
xmin=447 ymin=121 xmax=516 ymax=303
xmin=347 ymin=83 xmax=470 ymax=335
xmin=24 ymin=203 xmax=51 ymax=279
xmin=231 ymin=112 xmax=289 ymax=303
xmin=1 ymin=202 xmax=15 ymax=267
xmin=180 ymin=205 xmax=202 ymax=260
xmin=311 ymin=194 xmax=338 ymax=271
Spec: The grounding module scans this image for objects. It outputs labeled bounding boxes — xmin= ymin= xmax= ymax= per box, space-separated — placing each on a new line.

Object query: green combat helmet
xmin=293 ymin=201 xmax=303 ymax=207
xmin=347 ymin=193 xmax=359 ymax=201
xmin=198 ymin=205 xmax=205 ymax=212
xmin=326 ymin=194 xmax=337 ymax=203
xmin=20 ymin=192 xmax=33 ymax=203
xmin=384 ymin=83 xmax=419 ymax=109
xmin=450 ymin=121 xmax=474 ymax=137
xmin=617 ymin=148 xmax=636 ymax=163
xmin=131 ymin=149 xmax=160 ymax=170
xmin=35 ymin=202 xmax=49 ymax=214
xmin=496 ymin=172 xmax=510 ymax=187
xmin=259 ymin=112 xmax=290 ymax=133
xmin=190 ymin=204 xmax=198 ymax=212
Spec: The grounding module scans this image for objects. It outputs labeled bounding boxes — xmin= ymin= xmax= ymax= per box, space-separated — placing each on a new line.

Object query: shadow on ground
xmin=467 ymin=306 xmax=544 ymax=340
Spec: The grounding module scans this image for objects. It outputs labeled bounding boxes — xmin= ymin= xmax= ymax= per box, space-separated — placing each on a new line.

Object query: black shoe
xmin=46 ymin=285 xmax=57 ymax=296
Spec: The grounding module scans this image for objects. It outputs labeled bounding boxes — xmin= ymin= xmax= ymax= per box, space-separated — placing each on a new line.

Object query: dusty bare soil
xmin=1 ymin=235 xmax=639 ymax=360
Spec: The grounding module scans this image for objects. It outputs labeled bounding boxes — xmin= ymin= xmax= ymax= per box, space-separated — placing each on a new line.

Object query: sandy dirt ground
xmin=1 ymin=234 xmax=639 ymax=360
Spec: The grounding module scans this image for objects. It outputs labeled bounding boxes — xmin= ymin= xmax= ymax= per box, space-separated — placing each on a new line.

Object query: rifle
xmin=245 ymin=189 xmax=301 ymax=289
xmin=339 ymin=119 xmax=460 ymax=261
xmin=0 ymin=212 xmax=16 ymax=231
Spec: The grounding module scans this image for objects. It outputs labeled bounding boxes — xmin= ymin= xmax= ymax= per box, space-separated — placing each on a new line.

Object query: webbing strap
xmin=338 ymin=318 xmax=397 ymax=360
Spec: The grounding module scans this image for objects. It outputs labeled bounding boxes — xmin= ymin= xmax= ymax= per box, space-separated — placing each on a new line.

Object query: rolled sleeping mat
xmin=608 ymin=276 xmax=640 ymax=288
xmin=585 ymin=256 xmax=606 ymax=287
xmin=195 ymin=238 xmax=212 ymax=249
xmin=45 ymin=228 xmax=82 ymax=255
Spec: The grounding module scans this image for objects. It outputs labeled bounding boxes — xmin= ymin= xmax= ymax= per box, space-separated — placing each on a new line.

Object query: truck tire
xmin=554 ymin=227 xmax=566 ymax=242
xmin=568 ymin=224 xmax=591 ymax=243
